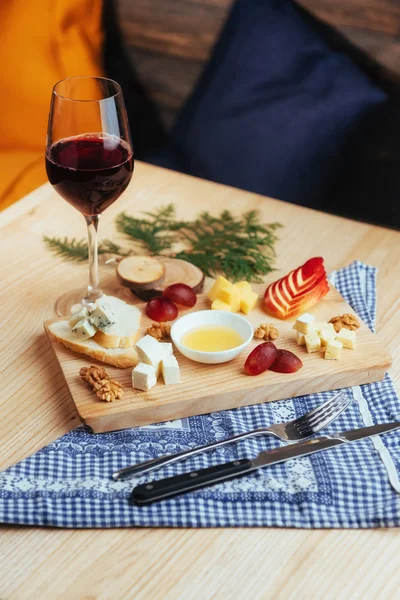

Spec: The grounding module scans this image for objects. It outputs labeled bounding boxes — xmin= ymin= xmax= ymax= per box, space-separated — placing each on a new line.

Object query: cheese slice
xmin=132 ymin=362 xmax=157 ymax=391
xmin=161 ymin=355 xmax=181 ymax=385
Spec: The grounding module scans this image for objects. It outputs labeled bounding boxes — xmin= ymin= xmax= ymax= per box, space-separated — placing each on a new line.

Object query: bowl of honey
xmin=170 ymin=310 xmax=253 ymax=364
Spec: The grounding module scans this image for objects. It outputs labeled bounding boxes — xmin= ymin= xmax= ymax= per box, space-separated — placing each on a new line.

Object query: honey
xmin=181 ymin=325 xmax=244 ymax=352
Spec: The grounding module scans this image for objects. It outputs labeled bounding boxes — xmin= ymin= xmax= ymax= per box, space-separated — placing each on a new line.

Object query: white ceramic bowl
xmin=170 ymin=310 xmax=253 ymax=364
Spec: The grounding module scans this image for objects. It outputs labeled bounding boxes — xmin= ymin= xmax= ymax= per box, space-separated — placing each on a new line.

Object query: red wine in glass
xmin=46 ymin=76 xmax=134 ymax=315
xmin=46 ymin=133 xmax=133 ymax=216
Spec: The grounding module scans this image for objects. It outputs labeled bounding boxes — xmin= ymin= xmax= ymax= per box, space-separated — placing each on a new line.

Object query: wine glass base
xmin=54 ymin=272 xmax=135 ymax=317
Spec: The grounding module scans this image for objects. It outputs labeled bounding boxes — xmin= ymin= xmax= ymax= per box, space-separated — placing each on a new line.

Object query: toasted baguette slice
xmin=92 ymin=296 xmax=142 ymax=349
xmin=47 ymin=321 xmax=138 ymax=368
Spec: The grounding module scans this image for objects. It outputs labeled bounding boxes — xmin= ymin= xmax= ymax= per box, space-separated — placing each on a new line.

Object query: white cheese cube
xmin=89 ymin=304 xmax=115 ymax=331
xmin=135 ymin=335 xmax=167 ymax=370
xmin=69 ymin=307 xmax=89 ymax=328
xmin=132 ymin=362 xmax=157 ymax=391
xmin=296 ymin=331 xmax=306 ymax=346
xmin=305 ymin=331 xmax=321 ymax=353
xmin=336 ymin=328 xmax=356 ymax=350
xmin=160 ymin=342 xmax=173 ymax=356
xmin=71 ymin=318 xmax=97 ymax=340
xmin=292 ymin=313 xmax=315 ymax=334
xmin=324 ymin=338 xmax=343 ymax=360
xmin=161 ymin=355 xmax=181 ymax=385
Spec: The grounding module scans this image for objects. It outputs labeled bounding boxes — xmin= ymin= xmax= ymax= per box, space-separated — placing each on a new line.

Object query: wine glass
xmin=45 ymin=76 xmax=134 ymax=316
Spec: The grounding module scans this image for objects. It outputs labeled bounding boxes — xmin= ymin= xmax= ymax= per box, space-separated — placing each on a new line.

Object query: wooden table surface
xmin=1 ymin=162 xmax=400 ymax=599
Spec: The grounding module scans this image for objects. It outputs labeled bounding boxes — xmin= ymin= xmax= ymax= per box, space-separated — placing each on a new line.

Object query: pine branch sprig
xmin=43 ymin=236 xmax=130 ymax=262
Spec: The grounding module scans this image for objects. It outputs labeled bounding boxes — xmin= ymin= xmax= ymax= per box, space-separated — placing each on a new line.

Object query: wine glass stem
xmin=84 ymin=215 xmax=103 ymax=305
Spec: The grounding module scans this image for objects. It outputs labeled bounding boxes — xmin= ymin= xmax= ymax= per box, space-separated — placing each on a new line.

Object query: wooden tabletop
xmin=1 ymin=162 xmax=400 ymax=599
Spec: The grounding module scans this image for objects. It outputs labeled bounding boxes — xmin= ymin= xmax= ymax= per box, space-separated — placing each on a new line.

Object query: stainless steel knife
xmin=130 ymin=422 xmax=400 ymax=505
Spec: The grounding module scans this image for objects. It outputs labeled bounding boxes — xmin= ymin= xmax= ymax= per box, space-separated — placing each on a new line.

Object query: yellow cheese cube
xmin=305 ymin=331 xmax=321 ymax=353
xmin=292 ymin=313 xmax=315 ymax=335
xmin=207 ymin=275 xmax=230 ymax=302
xmin=336 ymin=327 xmax=356 ymax=350
xmin=324 ymin=339 xmax=343 ymax=360
xmin=234 ymin=281 xmax=251 ymax=293
xmin=296 ymin=331 xmax=306 ymax=346
xmin=240 ymin=290 xmax=258 ymax=314
xmin=219 ymin=284 xmax=241 ymax=312
xmin=211 ymin=298 xmax=232 ymax=312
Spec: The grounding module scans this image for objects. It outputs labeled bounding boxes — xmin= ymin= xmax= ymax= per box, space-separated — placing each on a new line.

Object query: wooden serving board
xmin=44 ymin=285 xmax=392 ymax=433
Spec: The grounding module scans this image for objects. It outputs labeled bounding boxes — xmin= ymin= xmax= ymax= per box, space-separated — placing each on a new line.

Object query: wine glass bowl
xmin=45 ymin=77 xmax=134 ymax=314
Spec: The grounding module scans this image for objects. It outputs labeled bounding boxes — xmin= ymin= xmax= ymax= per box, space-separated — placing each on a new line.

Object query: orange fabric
xmin=0 ymin=0 xmax=104 ymax=210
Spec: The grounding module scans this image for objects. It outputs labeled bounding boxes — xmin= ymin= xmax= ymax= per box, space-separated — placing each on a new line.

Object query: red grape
xmin=244 ymin=342 xmax=277 ymax=376
xmin=146 ymin=297 xmax=178 ymax=322
xmin=163 ymin=283 xmax=197 ymax=307
xmin=269 ymin=349 xmax=303 ymax=373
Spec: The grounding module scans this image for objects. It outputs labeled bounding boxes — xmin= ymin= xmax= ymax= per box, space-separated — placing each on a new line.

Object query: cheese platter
xmin=44 ymin=257 xmax=392 ymax=433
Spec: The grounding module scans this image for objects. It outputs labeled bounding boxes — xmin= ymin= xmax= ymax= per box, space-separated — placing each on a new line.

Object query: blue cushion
xmin=148 ymin=0 xmax=387 ymax=209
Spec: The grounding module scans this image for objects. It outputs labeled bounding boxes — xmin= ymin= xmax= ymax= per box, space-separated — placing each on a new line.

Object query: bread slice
xmin=47 ymin=321 xmax=138 ymax=368
xmin=91 ymin=296 xmax=142 ymax=349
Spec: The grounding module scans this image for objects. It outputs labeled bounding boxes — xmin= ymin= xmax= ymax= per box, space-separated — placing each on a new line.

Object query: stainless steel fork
xmin=112 ymin=391 xmax=352 ymax=480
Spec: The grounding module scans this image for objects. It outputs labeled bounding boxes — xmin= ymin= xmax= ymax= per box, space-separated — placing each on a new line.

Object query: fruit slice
xmin=146 ymin=297 xmax=178 ymax=322
xmin=117 ymin=256 xmax=165 ymax=291
xmin=130 ymin=257 xmax=204 ymax=301
xmin=269 ymin=349 xmax=303 ymax=373
xmin=264 ymin=257 xmax=329 ymax=320
xmin=244 ymin=342 xmax=277 ymax=376
xmin=162 ymin=283 xmax=197 ymax=307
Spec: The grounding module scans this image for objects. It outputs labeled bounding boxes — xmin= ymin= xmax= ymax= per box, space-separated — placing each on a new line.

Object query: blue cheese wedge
xmin=292 ymin=313 xmax=315 ymax=334
xmin=132 ymin=362 xmax=157 ymax=391
xmin=69 ymin=307 xmax=89 ymax=328
xmin=71 ymin=318 xmax=97 ymax=340
xmin=89 ymin=304 xmax=115 ymax=331
xmin=161 ymin=355 xmax=181 ymax=385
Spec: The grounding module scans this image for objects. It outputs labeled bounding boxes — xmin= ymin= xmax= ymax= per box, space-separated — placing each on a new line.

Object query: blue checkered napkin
xmin=1 ymin=261 xmax=399 ymax=528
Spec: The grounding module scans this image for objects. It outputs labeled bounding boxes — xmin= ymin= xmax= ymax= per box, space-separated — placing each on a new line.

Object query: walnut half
xmin=329 ymin=313 xmax=360 ymax=333
xmin=147 ymin=322 xmax=171 ymax=340
xmin=254 ymin=323 xmax=279 ymax=341
xmin=80 ymin=365 xmax=123 ymax=402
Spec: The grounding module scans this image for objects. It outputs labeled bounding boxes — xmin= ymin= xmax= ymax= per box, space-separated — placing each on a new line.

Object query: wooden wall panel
xmin=115 ymin=0 xmax=400 ymax=126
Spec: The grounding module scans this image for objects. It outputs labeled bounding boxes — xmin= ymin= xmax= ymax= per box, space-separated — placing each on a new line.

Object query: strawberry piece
xmin=263 ymin=257 xmax=329 ymax=320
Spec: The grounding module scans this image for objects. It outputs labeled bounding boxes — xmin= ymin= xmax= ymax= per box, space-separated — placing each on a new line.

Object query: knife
xmin=130 ymin=422 xmax=400 ymax=505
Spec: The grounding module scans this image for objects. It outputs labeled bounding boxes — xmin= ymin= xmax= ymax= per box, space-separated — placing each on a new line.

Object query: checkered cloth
xmin=1 ymin=261 xmax=400 ymax=528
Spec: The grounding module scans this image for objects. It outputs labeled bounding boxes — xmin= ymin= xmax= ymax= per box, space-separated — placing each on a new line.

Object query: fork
xmin=112 ymin=391 xmax=352 ymax=480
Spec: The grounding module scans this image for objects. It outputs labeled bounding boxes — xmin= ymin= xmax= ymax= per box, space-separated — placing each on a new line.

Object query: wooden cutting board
xmin=44 ymin=285 xmax=392 ymax=433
